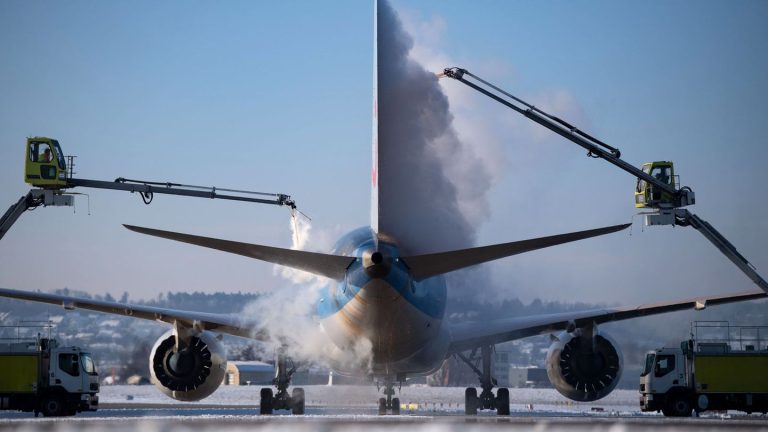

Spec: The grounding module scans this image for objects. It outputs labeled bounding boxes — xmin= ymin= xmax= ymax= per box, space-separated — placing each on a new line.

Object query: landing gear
xmin=457 ymin=345 xmax=510 ymax=416
xmin=259 ymin=350 xmax=304 ymax=415
xmin=377 ymin=380 xmax=402 ymax=415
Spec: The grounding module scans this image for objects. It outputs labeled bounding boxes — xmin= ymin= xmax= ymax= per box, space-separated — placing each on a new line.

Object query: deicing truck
xmin=0 ymin=332 xmax=99 ymax=416
xmin=640 ymin=322 xmax=768 ymax=416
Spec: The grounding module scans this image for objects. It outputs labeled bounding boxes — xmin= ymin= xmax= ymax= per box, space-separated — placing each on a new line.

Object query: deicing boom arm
xmin=440 ymin=67 xmax=684 ymax=204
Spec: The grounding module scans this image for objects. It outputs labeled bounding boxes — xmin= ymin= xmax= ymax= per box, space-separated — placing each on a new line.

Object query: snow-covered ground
xmin=100 ymin=385 xmax=648 ymax=415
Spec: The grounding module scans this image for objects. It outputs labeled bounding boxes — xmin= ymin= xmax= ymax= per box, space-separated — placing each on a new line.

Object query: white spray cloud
xmin=377 ymin=0 xmax=495 ymax=257
xmin=377 ymin=0 xmax=503 ymax=302
xmin=242 ymin=215 xmax=373 ymax=371
xmin=397 ymin=3 xmax=598 ymax=301
xmin=272 ymin=215 xmax=327 ymax=288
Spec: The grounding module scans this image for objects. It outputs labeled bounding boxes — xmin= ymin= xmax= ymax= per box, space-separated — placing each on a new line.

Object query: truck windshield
xmin=52 ymin=140 xmax=67 ymax=171
xmin=641 ymin=353 xmax=655 ymax=376
xmin=81 ymin=353 xmax=97 ymax=375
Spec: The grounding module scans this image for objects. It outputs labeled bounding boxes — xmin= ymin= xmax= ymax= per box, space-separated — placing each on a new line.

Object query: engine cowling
xmin=545 ymin=329 xmax=623 ymax=402
xmin=149 ymin=330 xmax=227 ymax=401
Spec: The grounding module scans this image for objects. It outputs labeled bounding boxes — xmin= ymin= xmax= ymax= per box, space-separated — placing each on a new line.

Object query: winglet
xmin=123 ymin=225 xmax=356 ymax=281
xmin=402 ymin=223 xmax=631 ymax=281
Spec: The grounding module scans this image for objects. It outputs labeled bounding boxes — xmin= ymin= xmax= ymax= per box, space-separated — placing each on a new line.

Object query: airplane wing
xmin=447 ymin=290 xmax=767 ymax=353
xmin=0 ymin=287 xmax=265 ymax=339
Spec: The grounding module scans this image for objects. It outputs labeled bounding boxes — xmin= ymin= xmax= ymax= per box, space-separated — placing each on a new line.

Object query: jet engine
xmin=545 ymin=328 xmax=623 ymax=402
xmin=149 ymin=329 xmax=227 ymax=401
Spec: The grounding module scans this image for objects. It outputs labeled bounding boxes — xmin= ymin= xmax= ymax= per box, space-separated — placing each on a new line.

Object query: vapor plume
xmin=377 ymin=0 xmax=493 ymax=255
xmin=243 ymin=216 xmax=372 ymax=372
xmin=377 ymin=0 xmax=496 ymax=299
xmin=240 ymin=0 xmax=499 ymax=366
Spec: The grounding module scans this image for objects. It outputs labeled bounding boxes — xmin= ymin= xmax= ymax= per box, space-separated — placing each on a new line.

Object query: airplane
xmin=0 ymin=0 xmax=765 ymax=417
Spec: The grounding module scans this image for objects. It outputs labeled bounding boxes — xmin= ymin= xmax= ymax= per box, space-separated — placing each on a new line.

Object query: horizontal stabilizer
xmin=123 ymin=225 xmax=356 ymax=281
xmin=402 ymin=223 xmax=631 ymax=281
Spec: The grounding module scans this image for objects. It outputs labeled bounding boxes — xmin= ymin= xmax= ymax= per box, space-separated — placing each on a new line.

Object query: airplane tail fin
xmin=370 ymin=0 xmax=380 ymax=233
xmin=123 ymin=225 xmax=355 ymax=281
xmin=401 ymin=223 xmax=631 ymax=281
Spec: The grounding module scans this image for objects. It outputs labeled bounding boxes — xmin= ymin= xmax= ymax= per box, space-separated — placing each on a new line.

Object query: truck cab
xmin=0 ymin=334 xmax=98 ymax=416
xmin=641 ymin=324 xmax=768 ymax=417
xmin=634 ymin=161 xmax=677 ymax=208
xmin=48 ymin=344 xmax=100 ymax=413
xmin=640 ymin=346 xmax=688 ymax=415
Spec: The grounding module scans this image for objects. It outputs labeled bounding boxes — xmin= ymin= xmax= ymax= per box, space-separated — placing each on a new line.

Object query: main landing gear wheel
xmin=259 ymin=349 xmax=304 ymax=415
xmin=391 ymin=397 xmax=400 ymax=415
xmin=259 ymin=388 xmax=273 ymax=415
xmin=458 ymin=345 xmax=509 ymax=416
xmin=291 ymin=388 xmax=305 ymax=415
xmin=496 ymin=387 xmax=510 ymax=415
xmin=465 ymin=388 xmax=478 ymax=415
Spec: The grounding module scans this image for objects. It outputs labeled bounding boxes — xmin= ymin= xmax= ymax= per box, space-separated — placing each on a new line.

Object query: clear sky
xmin=1 ymin=0 xmax=767 ymax=306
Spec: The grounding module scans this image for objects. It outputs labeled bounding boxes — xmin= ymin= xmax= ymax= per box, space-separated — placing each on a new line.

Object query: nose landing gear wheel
xmin=377 ymin=381 xmax=402 ymax=415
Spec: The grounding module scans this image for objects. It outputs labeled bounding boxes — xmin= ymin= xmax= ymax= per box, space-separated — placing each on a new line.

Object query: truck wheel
xmin=41 ymin=398 xmax=64 ymax=417
xmin=667 ymin=395 xmax=692 ymax=417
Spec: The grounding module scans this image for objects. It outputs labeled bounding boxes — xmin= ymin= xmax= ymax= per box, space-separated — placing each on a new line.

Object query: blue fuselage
xmin=317 ymin=227 xmax=451 ymax=378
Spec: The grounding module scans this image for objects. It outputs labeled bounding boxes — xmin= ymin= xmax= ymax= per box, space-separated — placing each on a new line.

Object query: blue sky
xmin=1 ymin=1 xmax=767 ymax=305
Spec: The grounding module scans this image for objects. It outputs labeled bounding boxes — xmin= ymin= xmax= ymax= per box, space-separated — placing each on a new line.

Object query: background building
xmin=225 ymin=361 xmax=274 ymax=386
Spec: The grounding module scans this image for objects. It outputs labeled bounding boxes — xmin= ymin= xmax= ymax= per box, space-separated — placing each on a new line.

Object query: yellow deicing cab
xmin=24 ymin=137 xmax=68 ymax=188
xmin=634 ymin=161 xmax=676 ymax=208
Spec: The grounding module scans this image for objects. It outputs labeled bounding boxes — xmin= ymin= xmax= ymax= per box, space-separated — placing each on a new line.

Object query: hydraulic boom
xmin=439 ymin=67 xmax=768 ymax=294
xmin=1 ymin=137 xmax=297 ymax=241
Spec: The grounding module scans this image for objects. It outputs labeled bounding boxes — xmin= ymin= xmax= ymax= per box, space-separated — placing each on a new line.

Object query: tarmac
xmin=1 ymin=386 xmax=767 ymax=431
xmin=1 ymin=405 xmax=767 ymax=431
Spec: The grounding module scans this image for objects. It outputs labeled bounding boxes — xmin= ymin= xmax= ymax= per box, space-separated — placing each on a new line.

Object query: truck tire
xmin=666 ymin=395 xmax=692 ymax=417
xmin=41 ymin=398 xmax=65 ymax=417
